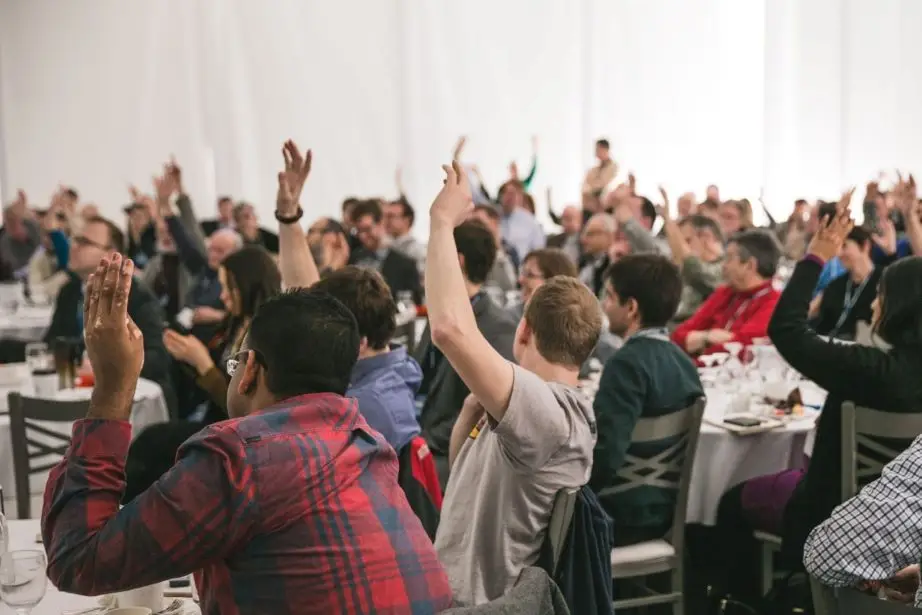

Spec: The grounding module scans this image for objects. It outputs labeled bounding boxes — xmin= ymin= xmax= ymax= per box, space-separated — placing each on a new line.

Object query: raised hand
xmin=430 ymin=160 xmax=473 ymax=227
xmin=807 ymin=187 xmax=855 ymax=262
xmin=84 ymin=254 xmax=144 ymax=417
xmin=509 ymin=161 xmax=520 ymax=180
xmin=657 ymin=186 xmax=671 ymax=220
xmin=872 ymin=217 xmax=898 ymax=255
xmin=277 ymin=139 xmax=312 ymax=217
xmin=167 ymin=156 xmax=183 ymax=194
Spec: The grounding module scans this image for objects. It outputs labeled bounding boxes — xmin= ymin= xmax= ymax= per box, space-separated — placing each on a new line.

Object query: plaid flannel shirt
xmin=41 ymin=393 xmax=454 ymax=615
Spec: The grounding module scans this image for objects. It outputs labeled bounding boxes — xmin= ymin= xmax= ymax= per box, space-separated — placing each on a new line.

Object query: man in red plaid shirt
xmin=42 ymin=247 xmax=453 ymax=613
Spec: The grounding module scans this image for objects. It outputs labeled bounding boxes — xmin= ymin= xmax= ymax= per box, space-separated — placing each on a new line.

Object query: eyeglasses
xmin=72 ymin=235 xmax=111 ymax=251
xmin=225 ymin=349 xmax=264 ymax=377
xmin=520 ymin=269 xmax=544 ymax=281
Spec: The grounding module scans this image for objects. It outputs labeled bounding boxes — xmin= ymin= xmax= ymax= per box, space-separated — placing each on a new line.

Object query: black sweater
xmin=768 ymin=258 xmax=922 ymax=561
xmin=813 ymin=267 xmax=882 ymax=340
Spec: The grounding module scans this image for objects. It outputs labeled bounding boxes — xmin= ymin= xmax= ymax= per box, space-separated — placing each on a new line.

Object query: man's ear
xmin=358 ymin=337 xmax=369 ymax=355
xmin=236 ymin=350 xmax=259 ymax=396
xmin=457 ymin=253 xmax=467 ymax=275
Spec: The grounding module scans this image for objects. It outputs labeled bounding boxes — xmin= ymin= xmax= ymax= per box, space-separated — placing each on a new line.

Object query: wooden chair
xmin=8 ymin=392 xmax=89 ymax=519
xmin=757 ymin=401 xmax=922 ymax=595
xmin=605 ymin=397 xmax=706 ymax=614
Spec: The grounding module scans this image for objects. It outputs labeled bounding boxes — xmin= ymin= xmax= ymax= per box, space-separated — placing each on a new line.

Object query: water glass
xmin=0 ymin=550 xmax=47 ymax=614
xmin=25 ymin=343 xmax=53 ymax=372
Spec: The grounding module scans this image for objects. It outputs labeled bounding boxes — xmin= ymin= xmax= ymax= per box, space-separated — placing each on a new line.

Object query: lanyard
xmin=829 ymin=271 xmax=873 ymax=338
xmin=630 ymin=327 xmax=671 ymax=343
xmin=724 ymin=287 xmax=771 ymax=331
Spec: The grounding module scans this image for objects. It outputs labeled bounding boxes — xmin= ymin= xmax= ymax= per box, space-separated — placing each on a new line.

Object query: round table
xmin=0 ymin=306 xmax=53 ymax=342
xmin=0 ymin=375 xmax=170 ymax=519
xmin=2 ymin=519 xmax=199 ymax=615
xmin=686 ymin=384 xmax=825 ymax=525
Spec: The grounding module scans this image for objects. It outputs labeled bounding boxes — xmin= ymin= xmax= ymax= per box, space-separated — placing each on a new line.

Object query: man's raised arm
xmin=425 ymin=161 xmax=515 ymax=421
xmin=276 ymin=140 xmax=320 ymax=289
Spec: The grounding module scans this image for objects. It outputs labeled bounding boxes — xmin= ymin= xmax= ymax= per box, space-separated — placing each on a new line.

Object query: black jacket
xmin=351 ymin=247 xmax=424 ymax=305
xmin=768 ymin=258 xmax=922 ymax=562
xmin=46 ymin=273 xmax=178 ymax=417
xmin=415 ymin=293 xmax=517 ymax=481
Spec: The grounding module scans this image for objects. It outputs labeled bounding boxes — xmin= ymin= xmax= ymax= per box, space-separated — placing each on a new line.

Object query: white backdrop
xmin=1 ymin=0 xmax=921 ymax=235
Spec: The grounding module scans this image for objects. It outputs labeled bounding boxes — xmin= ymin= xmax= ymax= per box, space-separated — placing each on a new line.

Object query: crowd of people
xmin=2 ymin=134 xmax=922 ymax=613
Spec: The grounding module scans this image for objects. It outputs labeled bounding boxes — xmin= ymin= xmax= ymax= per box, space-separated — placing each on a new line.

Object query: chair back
xmin=397 ymin=436 xmax=442 ymax=539
xmin=610 ymin=397 xmax=706 ymax=552
xmin=546 ymin=488 xmax=578 ymax=575
xmin=7 ymin=392 xmax=89 ymax=519
xmin=810 ymin=576 xmax=910 ymax=615
xmin=841 ymin=401 xmax=922 ymax=500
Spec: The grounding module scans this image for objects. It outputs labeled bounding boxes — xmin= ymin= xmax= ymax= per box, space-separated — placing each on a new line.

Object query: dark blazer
xmin=546 ymin=233 xmax=568 ymax=249
xmin=199 ymin=219 xmax=226 ymax=237
xmin=415 ymin=294 xmax=517 ymax=484
xmin=243 ymin=228 xmax=279 ymax=254
xmin=351 ymin=247 xmax=423 ymax=305
xmin=45 ymin=273 xmax=178 ymax=418
xmin=578 ymin=253 xmax=610 ymax=298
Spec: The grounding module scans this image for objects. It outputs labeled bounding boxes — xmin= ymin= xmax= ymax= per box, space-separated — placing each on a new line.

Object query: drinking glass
xmin=25 ymin=343 xmax=52 ymax=372
xmin=0 ymin=550 xmax=47 ymax=614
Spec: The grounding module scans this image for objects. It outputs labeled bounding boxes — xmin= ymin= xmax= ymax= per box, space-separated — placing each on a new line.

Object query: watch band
xmin=274 ymin=207 xmax=304 ymax=224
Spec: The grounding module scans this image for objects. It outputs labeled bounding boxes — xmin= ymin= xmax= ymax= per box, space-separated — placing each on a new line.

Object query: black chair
xmin=8 ymin=392 xmax=89 ymax=519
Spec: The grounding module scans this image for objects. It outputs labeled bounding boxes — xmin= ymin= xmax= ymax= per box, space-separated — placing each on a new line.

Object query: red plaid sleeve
xmin=41 ymin=419 xmax=255 ymax=596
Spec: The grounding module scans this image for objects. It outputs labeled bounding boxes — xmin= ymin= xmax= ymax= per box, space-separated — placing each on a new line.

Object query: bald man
xmin=547 ymin=205 xmax=584 ymax=263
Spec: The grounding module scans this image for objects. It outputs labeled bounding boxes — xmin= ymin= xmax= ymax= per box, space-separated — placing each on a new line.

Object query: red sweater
xmin=672 ymin=281 xmax=779 ymax=356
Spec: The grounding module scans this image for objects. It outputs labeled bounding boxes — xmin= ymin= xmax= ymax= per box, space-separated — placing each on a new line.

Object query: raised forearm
xmin=278 ymin=222 xmax=319 ymax=289
xmin=906 ymin=217 xmax=922 ymax=256
xmin=662 ymin=219 xmax=690 ymax=264
xmin=425 ymin=221 xmax=478 ymax=342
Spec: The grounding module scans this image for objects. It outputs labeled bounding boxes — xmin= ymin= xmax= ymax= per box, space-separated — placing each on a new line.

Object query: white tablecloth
xmin=0 ymin=306 xmax=53 ymax=342
xmin=2 ymin=519 xmax=199 ymax=615
xmin=686 ymin=384 xmax=825 ymax=525
xmin=0 ymin=376 xmax=169 ymax=518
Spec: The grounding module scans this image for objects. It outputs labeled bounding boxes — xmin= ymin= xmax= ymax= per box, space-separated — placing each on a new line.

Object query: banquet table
xmin=0 ymin=306 xmax=53 ymax=343
xmin=1 ymin=519 xmax=200 ymax=615
xmin=582 ymin=373 xmax=826 ymax=526
xmin=0 ymin=371 xmax=169 ymax=518
xmin=687 ymin=385 xmax=823 ymax=525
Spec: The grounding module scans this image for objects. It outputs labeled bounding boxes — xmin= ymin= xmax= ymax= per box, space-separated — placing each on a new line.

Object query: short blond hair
xmin=524 ymin=276 xmax=602 ymax=367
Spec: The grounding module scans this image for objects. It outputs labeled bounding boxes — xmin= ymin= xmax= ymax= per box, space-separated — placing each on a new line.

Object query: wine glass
xmin=0 ymin=550 xmax=47 ymax=614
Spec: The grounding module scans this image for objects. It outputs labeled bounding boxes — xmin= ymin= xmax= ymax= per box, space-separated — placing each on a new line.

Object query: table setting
xmin=0 ymin=343 xmax=170 ymax=518
xmin=579 ymin=340 xmax=826 ymax=525
xmin=0 ymin=519 xmax=200 ymax=615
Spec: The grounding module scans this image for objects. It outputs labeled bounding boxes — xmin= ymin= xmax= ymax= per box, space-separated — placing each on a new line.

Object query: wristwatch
xmin=275 ymin=207 xmax=303 ymax=224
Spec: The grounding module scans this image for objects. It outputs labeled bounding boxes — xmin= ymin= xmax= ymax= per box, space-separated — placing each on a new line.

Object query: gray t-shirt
xmin=435 ymin=364 xmax=596 ymax=606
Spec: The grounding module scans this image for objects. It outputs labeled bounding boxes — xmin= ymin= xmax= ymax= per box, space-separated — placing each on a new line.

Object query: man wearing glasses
xmin=44 ymin=215 xmax=176 ymax=415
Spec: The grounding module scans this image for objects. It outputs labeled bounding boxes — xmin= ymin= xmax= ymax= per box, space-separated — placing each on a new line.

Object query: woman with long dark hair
xmin=703 ymin=187 xmax=922 ymax=603
xmin=164 ymin=245 xmax=281 ymax=421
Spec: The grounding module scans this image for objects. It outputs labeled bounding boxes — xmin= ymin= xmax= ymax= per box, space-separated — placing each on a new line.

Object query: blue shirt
xmin=500 ymin=208 xmax=546 ymax=263
xmin=347 ymin=345 xmax=423 ymax=452
xmin=814 ymin=256 xmax=845 ymax=297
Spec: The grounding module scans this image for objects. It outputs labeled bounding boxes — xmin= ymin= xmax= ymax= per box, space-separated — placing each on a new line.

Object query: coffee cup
xmin=116 ymin=582 xmax=164 ymax=612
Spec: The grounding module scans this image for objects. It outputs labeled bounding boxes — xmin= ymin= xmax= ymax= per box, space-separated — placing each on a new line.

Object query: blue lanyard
xmin=829 ymin=271 xmax=873 ymax=338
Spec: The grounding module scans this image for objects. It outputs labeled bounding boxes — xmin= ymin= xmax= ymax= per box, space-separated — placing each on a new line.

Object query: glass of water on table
xmin=0 ymin=550 xmax=47 ymax=614
xmin=25 ymin=343 xmax=57 ymax=397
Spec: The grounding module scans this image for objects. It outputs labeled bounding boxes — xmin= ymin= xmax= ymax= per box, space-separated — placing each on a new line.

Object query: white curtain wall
xmin=1 ymin=0 xmax=921 ymax=235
